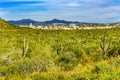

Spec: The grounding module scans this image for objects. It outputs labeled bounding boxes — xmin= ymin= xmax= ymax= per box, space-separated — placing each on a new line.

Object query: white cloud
xmin=0 ymin=11 xmax=9 ymax=17
xmin=67 ymin=3 xmax=81 ymax=7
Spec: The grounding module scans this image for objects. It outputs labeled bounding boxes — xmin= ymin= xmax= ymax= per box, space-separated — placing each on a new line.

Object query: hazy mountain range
xmin=8 ymin=19 xmax=91 ymax=26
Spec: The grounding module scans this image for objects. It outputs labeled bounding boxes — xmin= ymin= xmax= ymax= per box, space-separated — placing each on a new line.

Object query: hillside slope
xmin=0 ymin=18 xmax=14 ymax=29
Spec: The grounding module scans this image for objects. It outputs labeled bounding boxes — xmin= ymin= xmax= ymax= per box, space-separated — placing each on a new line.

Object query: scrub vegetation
xmin=0 ymin=18 xmax=120 ymax=80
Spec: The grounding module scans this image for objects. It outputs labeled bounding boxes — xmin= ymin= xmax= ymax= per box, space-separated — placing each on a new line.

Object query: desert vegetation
xmin=0 ymin=19 xmax=120 ymax=79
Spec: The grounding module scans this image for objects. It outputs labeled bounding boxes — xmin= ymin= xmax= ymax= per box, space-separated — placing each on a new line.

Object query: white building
xmin=69 ymin=24 xmax=79 ymax=29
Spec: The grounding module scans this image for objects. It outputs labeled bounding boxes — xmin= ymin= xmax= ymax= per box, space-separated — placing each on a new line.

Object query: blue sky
xmin=0 ymin=0 xmax=120 ymax=23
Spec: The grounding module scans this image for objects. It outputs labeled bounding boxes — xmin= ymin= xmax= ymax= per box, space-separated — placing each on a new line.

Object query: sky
xmin=0 ymin=0 xmax=120 ymax=23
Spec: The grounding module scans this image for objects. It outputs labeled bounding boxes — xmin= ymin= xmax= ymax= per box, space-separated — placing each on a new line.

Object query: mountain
xmin=8 ymin=19 xmax=89 ymax=26
xmin=44 ymin=19 xmax=82 ymax=24
xmin=8 ymin=19 xmax=42 ymax=25
xmin=0 ymin=18 xmax=14 ymax=29
xmin=44 ymin=19 xmax=89 ymax=24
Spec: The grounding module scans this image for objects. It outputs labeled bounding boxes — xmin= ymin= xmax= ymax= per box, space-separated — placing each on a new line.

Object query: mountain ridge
xmin=8 ymin=18 xmax=90 ymax=25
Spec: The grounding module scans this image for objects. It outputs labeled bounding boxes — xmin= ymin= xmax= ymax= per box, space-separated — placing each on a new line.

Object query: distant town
xmin=7 ymin=19 xmax=120 ymax=30
xmin=19 ymin=23 xmax=120 ymax=30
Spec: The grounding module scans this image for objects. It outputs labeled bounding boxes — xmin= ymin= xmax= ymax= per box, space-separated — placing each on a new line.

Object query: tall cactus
xmin=100 ymin=35 xmax=112 ymax=57
xmin=22 ymin=38 xmax=28 ymax=58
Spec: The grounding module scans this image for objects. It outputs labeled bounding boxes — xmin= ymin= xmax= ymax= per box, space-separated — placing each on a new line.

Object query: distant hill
xmin=8 ymin=19 xmax=42 ymax=25
xmin=8 ymin=19 xmax=89 ymax=26
xmin=0 ymin=18 xmax=14 ymax=29
xmin=44 ymin=19 xmax=87 ymax=24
